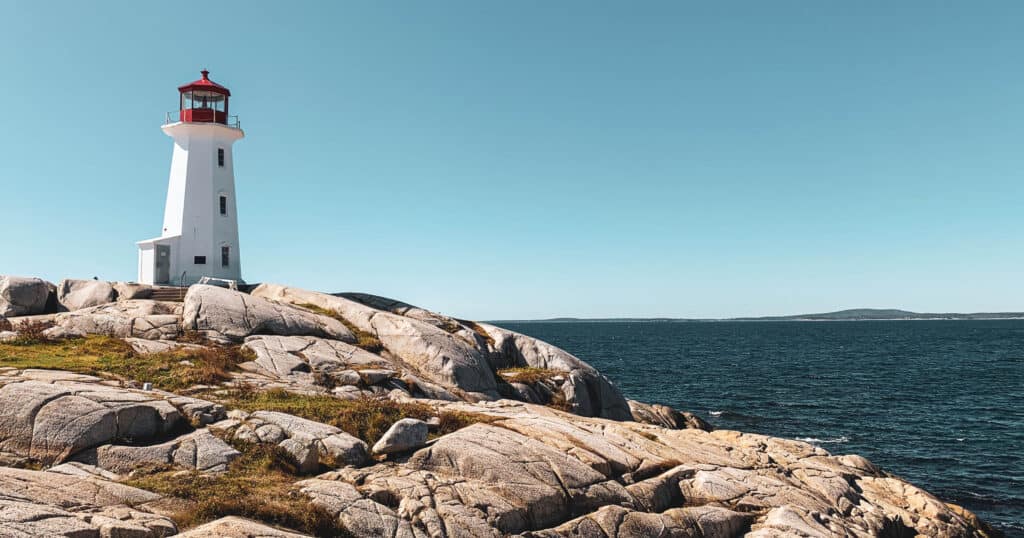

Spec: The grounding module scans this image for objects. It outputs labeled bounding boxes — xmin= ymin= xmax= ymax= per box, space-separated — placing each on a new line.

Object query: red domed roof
xmin=178 ymin=69 xmax=231 ymax=96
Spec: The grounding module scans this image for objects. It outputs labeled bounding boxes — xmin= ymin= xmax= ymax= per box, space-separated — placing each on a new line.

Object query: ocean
xmin=497 ymin=320 xmax=1024 ymax=536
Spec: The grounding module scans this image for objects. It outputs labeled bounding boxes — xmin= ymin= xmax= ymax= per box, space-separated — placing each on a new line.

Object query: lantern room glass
xmin=180 ymin=91 xmax=227 ymax=112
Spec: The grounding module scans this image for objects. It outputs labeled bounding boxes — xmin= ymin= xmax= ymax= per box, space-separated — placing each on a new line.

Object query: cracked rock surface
xmin=0 ymin=466 xmax=176 ymax=536
xmin=184 ymin=284 xmax=355 ymax=344
xmin=299 ymin=400 xmax=990 ymax=537
xmin=54 ymin=299 xmax=183 ymax=340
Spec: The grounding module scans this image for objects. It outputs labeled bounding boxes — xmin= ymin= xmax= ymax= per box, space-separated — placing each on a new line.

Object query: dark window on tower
xmin=217 ymin=148 xmax=225 ymax=167
xmin=221 ymin=246 xmax=230 ymax=267
xmin=219 ymin=195 xmax=227 ymax=215
xmin=194 ymin=256 xmax=206 ymax=265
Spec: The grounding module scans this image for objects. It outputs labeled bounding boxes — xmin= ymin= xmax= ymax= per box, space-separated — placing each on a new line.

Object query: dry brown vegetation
xmin=459 ymin=319 xmax=496 ymax=347
xmin=0 ymin=335 xmax=251 ymax=391
xmin=497 ymin=366 xmax=564 ymax=385
xmin=222 ymin=388 xmax=493 ymax=444
xmin=5 ymin=319 xmax=54 ymax=345
xmin=126 ymin=439 xmax=345 ymax=535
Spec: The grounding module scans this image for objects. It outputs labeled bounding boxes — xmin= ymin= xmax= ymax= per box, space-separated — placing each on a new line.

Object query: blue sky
xmin=1 ymin=1 xmax=1022 ymax=319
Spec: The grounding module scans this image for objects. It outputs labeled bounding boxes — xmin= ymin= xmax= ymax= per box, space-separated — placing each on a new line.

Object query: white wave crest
xmin=796 ymin=436 xmax=850 ymax=444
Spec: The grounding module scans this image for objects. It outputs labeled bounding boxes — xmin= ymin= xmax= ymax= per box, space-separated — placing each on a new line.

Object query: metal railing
xmin=179 ymin=271 xmax=188 ymax=301
xmin=164 ymin=111 xmax=241 ymax=129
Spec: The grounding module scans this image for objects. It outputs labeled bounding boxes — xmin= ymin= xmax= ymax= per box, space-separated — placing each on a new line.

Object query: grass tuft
xmin=126 ymin=440 xmax=345 ymax=535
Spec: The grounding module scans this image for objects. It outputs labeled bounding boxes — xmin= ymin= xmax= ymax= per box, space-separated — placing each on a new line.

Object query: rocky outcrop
xmin=242 ymin=334 xmax=391 ymax=382
xmin=0 ymin=379 xmax=183 ymax=464
xmin=0 ymin=370 xmax=231 ymax=467
xmin=297 ymin=399 xmax=988 ymax=537
xmin=74 ymin=428 xmax=241 ymax=474
xmin=253 ymin=284 xmax=502 ymax=400
xmin=628 ymin=399 xmax=713 ymax=431
xmin=54 ymin=299 xmax=182 ymax=339
xmin=0 ymin=466 xmax=176 ymax=536
xmin=480 ymin=323 xmax=632 ymax=421
xmin=0 ymin=276 xmax=997 ymax=536
xmin=0 ymin=275 xmax=54 ymax=317
xmin=56 ymin=278 xmax=117 ymax=311
xmin=526 ymin=504 xmax=752 ymax=537
xmin=184 ymin=285 xmax=356 ymax=343
xmin=211 ymin=409 xmax=369 ymax=471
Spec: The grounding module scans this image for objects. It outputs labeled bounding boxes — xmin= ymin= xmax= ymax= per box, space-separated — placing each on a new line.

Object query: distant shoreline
xmin=491 ymin=309 xmax=1024 ymax=323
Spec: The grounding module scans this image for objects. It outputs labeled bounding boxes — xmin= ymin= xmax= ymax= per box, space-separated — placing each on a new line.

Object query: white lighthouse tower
xmin=137 ymin=70 xmax=244 ymax=286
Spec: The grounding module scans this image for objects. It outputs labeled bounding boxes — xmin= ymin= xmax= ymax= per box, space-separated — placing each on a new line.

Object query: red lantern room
xmin=178 ymin=70 xmax=231 ymax=124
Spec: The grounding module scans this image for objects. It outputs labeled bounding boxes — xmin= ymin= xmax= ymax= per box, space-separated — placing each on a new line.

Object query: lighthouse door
xmin=155 ymin=245 xmax=171 ymax=284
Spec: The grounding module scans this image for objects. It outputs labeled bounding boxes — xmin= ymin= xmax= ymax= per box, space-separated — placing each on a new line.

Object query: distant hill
xmin=495 ymin=308 xmax=1024 ymax=323
xmin=734 ymin=308 xmax=1024 ymax=321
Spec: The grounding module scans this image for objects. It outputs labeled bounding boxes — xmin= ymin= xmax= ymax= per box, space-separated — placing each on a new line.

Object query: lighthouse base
xmin=137 ymin=235 xmax=242 ymax=287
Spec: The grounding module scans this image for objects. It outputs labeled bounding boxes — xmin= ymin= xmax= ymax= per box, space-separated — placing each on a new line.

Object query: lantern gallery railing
xmin=164 ymin=111 xmax=241 ymax=129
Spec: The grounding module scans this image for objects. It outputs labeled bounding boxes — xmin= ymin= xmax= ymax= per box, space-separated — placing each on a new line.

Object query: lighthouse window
xmin=221 ymin=246 xmax=230 ymax=267
xmin=193 ymin=256 xmax=206 ymax=265
xmin=219 ymin=195 xmax=227 ymax=215
xmin=217 ymin=148 xmax=225 ymax=167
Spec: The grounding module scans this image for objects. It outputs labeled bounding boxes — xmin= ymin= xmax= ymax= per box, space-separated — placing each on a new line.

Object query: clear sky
xmin=1 ymin=1 xmax=1022 ymax=319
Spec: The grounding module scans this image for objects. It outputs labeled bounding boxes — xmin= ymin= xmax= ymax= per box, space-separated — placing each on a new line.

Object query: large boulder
xmin=371 ymin=418 xmax=428 ymax=455
xmin=53 ymin=299 xmax=181 ymax=339
xmin=75 ymin=429 xmax=241 ymax=474
xmin=56 ymin=278 xmax=117 ymax=311
xmin=0 ymin=276 xmax=54 ymax=317
xmin=480 ymin=323 xmax=632 ymax=420
xmin=113 ymin=281 xmax=156 ymax=300
xmin=212 ymin=409 xmax=369 ymax=469
xmin=252 ymin=284 xmax=500 ymax=400
xmin=183 ymin=285 xmax=356 ymax=344
xmin=0 ymin=379 xmax=184 ymax=464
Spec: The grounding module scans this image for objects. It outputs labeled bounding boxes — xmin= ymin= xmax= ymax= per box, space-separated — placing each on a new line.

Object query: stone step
xmin=149 ymin=287 xmax=187 ymax=302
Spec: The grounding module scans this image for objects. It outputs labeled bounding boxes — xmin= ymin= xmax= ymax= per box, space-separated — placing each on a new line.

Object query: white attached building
xmin=138 ymin=70 xmax=245 ymax=286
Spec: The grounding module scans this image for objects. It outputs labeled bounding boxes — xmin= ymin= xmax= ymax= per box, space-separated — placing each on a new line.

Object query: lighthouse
xmin=137 ymin=70 xmax=244 ymax=286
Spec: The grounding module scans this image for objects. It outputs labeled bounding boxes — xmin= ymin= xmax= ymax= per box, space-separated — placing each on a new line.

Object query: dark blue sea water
xmin=498 ymin=320 xmax=1024 ymax=536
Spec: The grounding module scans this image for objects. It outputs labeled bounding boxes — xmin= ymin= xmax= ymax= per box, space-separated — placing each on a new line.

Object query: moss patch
xmin=0 ymin=336 xmax=251 ymax=391
xmin=222 ymin=388 xmax=493 ymax=444
xmin=126 ymin=440 xmax=345 ymax=535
